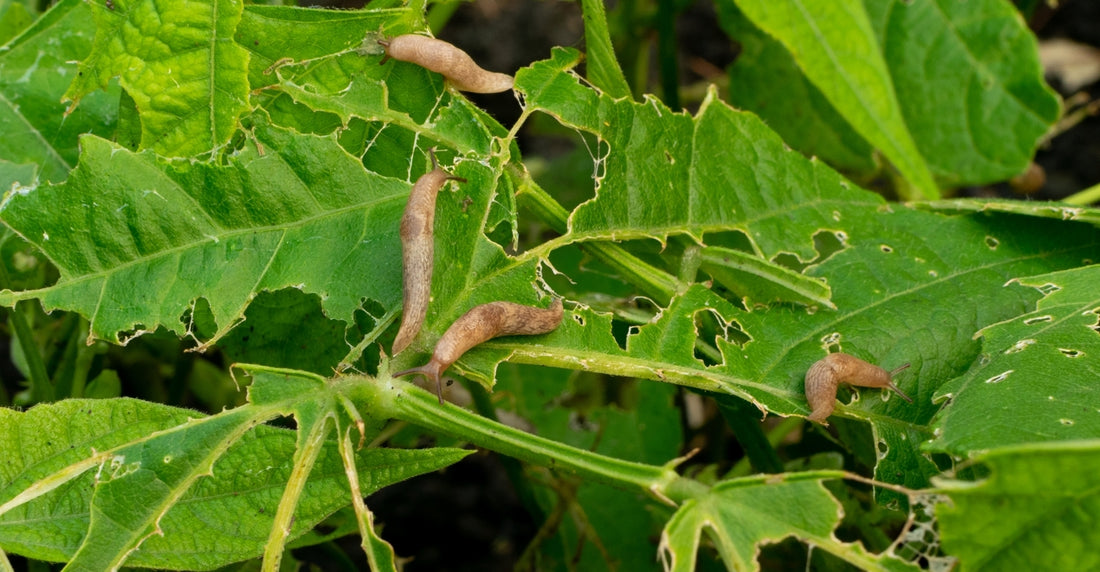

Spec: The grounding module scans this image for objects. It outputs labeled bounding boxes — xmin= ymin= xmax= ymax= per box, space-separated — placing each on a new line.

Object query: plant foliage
xmin=0 ymin=0 xmax=1096 ymax=569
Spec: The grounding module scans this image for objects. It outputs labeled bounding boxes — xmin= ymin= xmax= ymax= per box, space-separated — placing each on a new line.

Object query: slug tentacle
xmin=394 ymin=299 xmax=564 ymax=403
xmin=379 ymin=35 xmax=515 ymax=94
xmin=391 ymin=151 xmax=465 ymax=356
xmin=804 ymin=353 xmax=912 ymax=424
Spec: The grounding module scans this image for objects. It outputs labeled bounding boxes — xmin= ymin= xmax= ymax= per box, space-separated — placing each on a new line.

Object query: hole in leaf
xmin=1036 ymin=283 xmax=1060 ymax=296
xmin=1003 ymin=339 xmax=1035 ymax=354
xmin=984 ymin=236 xmax=999 ymax=250
xmin=693 ymin=309 xmax=722 ymax=366
xmin=610 ymin=318 xmax=630 ymax=351
xmin=1059 ymin=348 xmax=1083 ymax=358
xmin=180 ymin=297 xmax=218 ymax=342
xmin=523 ymin=111 xmax=599 ymax=212
xmin=219 ymin=288 xmax=350 ymax=377
xmin=984 ymin=370 xmax=1013 ymax=384
xmin=880 ymin=244 xmax=893 ymax=253
xmin=1023 ymin=315 xmax=1053 ymax=325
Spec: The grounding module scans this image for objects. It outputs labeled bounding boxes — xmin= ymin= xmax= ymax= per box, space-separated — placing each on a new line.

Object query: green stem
xmin=655 ymin=0 xmax=680 ymax=111
xmin=714 ymin=395 xmax=783 ymax=474
xmin=1063 ymin=181 xmax=1100 ymax=206
xmin=10 ymin=302 xmax=51 ymax=403
xmin=385 ymin=378 xmax=706 ymax=504
xmin=0 ymin=255 xmax=51 ymax=403
xmin=724 ymin=416 xmax=803 ymax=478
xmin=512 ymin=169 xmax=680 ymax=304
xmin=465 ymin=381 xmax=546 ymax=521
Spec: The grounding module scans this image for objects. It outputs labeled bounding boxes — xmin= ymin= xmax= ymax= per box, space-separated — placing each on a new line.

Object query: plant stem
xmin=385 ymin=378 xmax=706 ymax=504
xmin=656 ymin=0 xmax=680 ymax=111
xmin=714 ymin=395 xmax=783 ymax=474
xmin=0 ymin=258 xmax=50 ymax=402
xmin=1063 ymin=181 xmax=1100 ymax=206
xmin=9 ymin=302 xmax=51 ymax=403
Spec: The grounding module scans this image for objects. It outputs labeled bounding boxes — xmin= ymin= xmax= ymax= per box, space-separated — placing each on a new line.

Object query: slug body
xmin=804 ymin=352 xmax=912 ymax=424
xmin=391 ymin=154 xmax=465 ymax=355
xmin=379 ymin=35 xmax=514 ymax=94
xmin=394 ymin=299 xmax=564 ymax=403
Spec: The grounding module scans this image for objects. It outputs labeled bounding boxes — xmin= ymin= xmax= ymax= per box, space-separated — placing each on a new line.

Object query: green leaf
xmin=862 ymin=0 xmax=1060 ymax=186
xmin=63 ymin=0 xmax=250 ymax=156
xmin=928 ymin=265 xmax=1100 ymax=454
xmin=936 ymin=441 xmax=1100 ymax=571
xmin=484 ymin=50 xmax=1100 ymax=497
xmin=579 ymin=0 xmax=631 ymax=99
xmin=0 ymin=0 xmax=119 ymax=182
xmin=659 ymin=474 xmax=917 ymax=571
xmin=720 ymin=0 xmax=1059 ymax=190
xmin=732 ymin=0 xmax=938 ymax=199
xmin=700 ymin=245 xmax=834 ymax=309
xmin=0 ymin=1 xmax=33 ymax=45
xmin=716 ymin=3 xmax=876 ymax=176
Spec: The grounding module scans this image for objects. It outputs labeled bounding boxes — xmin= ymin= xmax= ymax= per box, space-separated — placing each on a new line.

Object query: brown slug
xmin=378 ymin=35 xmax=515 ymax=94
xmin=391 ymin=151 xmax=465 ymax=356
xmin=394 ymin=299 xmax=564 ymax=403
xmin=804 ymin=352 xmax=912 ymax=424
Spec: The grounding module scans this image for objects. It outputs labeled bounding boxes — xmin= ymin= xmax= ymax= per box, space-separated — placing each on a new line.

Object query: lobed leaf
xmin=0 ymin=368 xmax=471 ymax=569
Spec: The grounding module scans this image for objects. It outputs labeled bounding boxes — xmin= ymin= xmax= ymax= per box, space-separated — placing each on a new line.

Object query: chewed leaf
xmin=0 ymin=117 xmax=456 ymax=345
xmin=659 ymin=474 xmax=918 ymax=571
xmin=929 ymin=265 xmax=1100 ymax=454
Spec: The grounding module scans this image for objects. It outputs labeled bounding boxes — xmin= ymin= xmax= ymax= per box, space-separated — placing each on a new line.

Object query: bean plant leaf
xmin=935 ymin=441 xmax=1100 ymax=571
xmin=716 ymin=3 xmax=877 ymax=178
xmin=928 ymin=265 xmax=1100 ymax=454
xmin=732 ymin=0 xmax=938 ymax=199
xmin=0 ymin=0 xmax=119 ymax=182
xmin=0 ymin=114 xmax=501 ymax=347
xmin=0 ymin=368 xmax=471 ymax=568
xmin=659 ymin=474 xmax=918 ymax=572
xmin=62 ymin=0 xmax=250 ymax=156
xmin=719 ymin=0 xmax=1059 ymax=189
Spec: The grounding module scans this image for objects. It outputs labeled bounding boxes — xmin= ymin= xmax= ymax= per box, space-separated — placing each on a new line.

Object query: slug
xmin=394 ymin=299 xmax=564 ymax=403
xmin=804 ymin=352 xmax=912 ymax=424
xmin=391 ymin=152 xmax=466 ymax=356
xmin=378 ymin=35 xmax=515 ymax=94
